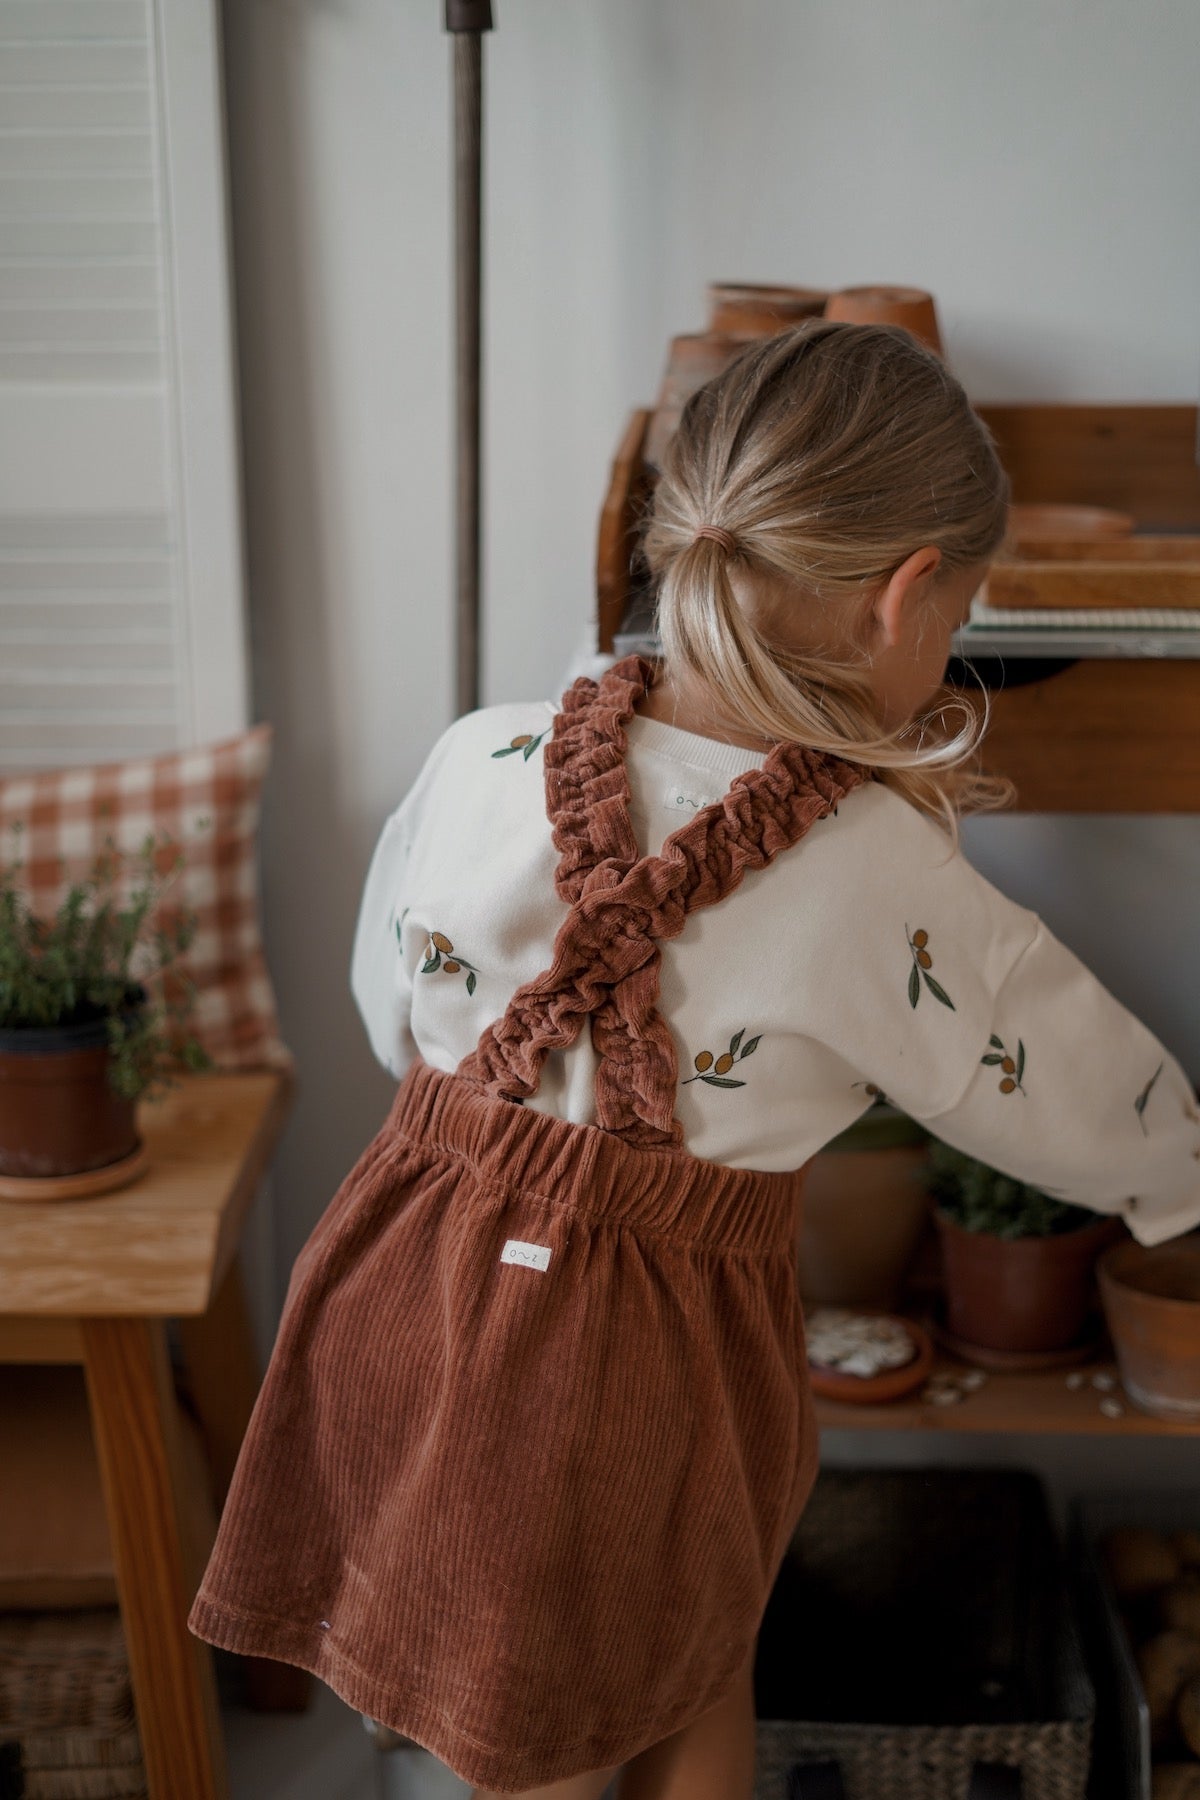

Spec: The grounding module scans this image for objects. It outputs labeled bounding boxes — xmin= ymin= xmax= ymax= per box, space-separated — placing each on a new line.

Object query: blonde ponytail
xmin=643 ymin=322 xmax=1013 ymax=835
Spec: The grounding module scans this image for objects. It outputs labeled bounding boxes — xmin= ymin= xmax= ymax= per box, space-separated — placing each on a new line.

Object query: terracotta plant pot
xmin=935 ymin=1209 xmax=1122 ymax=1354
xmin=823 ymin=286 xmax=943 ymax=356
xmin=645 ymin=332 xmax=743 ymax=470
xmin=799 ymin=1108 xmax=931 ymax=1309
xmin=706 ymin=282 xmax=828 ymax=340
xmin=0 ymin=1013 xmax=139 ymax=1179
xmin=1098 ymin=1235 xmax=1200 ymax=1421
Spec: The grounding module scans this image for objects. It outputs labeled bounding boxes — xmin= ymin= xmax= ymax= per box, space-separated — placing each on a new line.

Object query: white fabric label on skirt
xmin=664 ymin=782 xmax=722 ymax=815
xmin=500 ymin=1239 xmax=552 ymax=1272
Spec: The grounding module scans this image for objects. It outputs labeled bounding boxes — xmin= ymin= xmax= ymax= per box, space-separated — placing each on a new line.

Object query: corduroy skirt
xmin=189 ymin=1061 xmax=816 ymax=1792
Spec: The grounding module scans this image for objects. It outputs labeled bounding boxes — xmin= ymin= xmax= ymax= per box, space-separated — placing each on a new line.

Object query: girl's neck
xmin=634 ymin=669 xmax=777 ymax=754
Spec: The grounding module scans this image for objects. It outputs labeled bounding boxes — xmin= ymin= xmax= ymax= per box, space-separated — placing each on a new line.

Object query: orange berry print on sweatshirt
xmin=906 ymin=925 xmax=955 ymax=1011
xmin=420 ymin=930 xmax=479 ymax=996
xmin=684 ymin=1028 xmax=760 ymax=1090
xmin=491 ymin=729 xmax=548 ymax=762
xmin=982 ymin=1033 xmax=1025 ymax=1095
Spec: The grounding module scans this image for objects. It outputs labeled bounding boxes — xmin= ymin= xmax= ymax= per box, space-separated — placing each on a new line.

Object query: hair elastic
xmin=693 ymin=524 xmax=737 ymax=554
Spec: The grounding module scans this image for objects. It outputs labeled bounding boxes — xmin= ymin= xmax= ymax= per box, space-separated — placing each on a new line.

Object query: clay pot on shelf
xmin=936 ymin=1209 xmax=1123 ymax=1356
xmin=0 ymin=1006 xmax=143 ymax=1193
xmin=823 ymin=285 xmax=943 ymax=356
xmin=798 ymin=1106 xmax=932 ymax=1310
xmin=1098 ymin=1235 xmax=1200 ymax=1421
xmin=706 ymin=282 xmax=828 ymax=340
xmin=645 ymin=332 xmax=744 ymax=470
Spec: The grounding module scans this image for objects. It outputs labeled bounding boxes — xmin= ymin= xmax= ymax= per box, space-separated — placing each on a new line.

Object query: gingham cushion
xmin=0 ymin=726 xmax=290 ymax=1072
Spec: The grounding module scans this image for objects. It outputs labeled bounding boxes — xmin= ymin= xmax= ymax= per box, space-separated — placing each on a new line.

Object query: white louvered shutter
xmin=0 ymin=0 xmax=248 ymax=769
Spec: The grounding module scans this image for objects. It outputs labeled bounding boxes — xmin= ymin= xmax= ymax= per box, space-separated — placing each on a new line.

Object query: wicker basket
xmin=0 ymin=1610 xmax=146 ymax=1800
xmin=753 ymin=1471 xmax=1094 ymax=1800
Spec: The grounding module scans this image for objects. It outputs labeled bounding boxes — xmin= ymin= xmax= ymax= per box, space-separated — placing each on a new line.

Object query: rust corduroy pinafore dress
xmin=189 ymin=659 xmax=866 ymax=1792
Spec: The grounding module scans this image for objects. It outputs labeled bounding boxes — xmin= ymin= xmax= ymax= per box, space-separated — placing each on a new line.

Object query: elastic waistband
xmin=386 ymin=1062 xmax=804 ymax=1255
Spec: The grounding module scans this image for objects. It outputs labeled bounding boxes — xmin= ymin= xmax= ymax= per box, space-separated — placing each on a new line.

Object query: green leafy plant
xmin=928 ymin=1139 xmax=1097 ymax=1239
xmin=0 ymin=828 xmax=208 ymax=1101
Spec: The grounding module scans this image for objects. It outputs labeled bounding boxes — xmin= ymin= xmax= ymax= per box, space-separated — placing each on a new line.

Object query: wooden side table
xmin=0 ymin=1072 xmax=293 ymax=1800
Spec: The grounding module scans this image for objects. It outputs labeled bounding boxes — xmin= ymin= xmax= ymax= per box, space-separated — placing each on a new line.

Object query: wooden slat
xmin=987 ymin=561 xmax=1200 ymax=610
xmin=0 ymin=1072 xmax=292 ymax=1316
xmin=976 ymin=404 xmax=1200 ymax=528
xmin=816 ymin=1352 xmax=1200 ymax=1437
xmin=0 ymin=1314 xmax=83 ymax=1360
xmin=595 ymin=407 xmax=651 ymax=653
xmin=1004 ymin=536 xmax=1200 ymax=563
xmin=968 ymin=659 xmax=1200 ymax=812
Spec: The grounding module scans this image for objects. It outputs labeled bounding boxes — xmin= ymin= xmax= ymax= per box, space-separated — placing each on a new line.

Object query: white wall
xmin=219 ymin=0 xmax=1200 ymax=1401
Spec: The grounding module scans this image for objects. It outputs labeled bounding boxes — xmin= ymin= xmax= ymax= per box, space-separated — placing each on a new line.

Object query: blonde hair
xmin=643 ymin=321 xmax=1013 ymax=833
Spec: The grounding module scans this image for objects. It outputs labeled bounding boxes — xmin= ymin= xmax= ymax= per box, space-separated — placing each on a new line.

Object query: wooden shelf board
xmin=815 ymin=1351 xmax=1200 ymax=1437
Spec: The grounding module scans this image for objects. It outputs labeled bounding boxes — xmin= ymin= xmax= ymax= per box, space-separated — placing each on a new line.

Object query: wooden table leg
xmin=83 ymin=1317 xmax=228 ymax=1800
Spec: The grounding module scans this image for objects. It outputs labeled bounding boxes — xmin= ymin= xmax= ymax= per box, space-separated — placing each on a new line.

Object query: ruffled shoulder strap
xmin=456 ymin=657 xmax=868 ymax=1148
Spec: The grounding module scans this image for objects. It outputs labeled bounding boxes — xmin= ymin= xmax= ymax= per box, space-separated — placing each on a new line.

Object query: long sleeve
xmin=819 ymin=790 xmax=1200 ymax=1248
xmin=349 ymin=718 xmax=468 ymax=1080
xmin=350 ymin=811 xmax=416 ymax=1080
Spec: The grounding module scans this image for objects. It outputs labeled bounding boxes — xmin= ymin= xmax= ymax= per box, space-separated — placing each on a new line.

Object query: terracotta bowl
xmin=706 ymin=282 xmax=828 ymax=340
xmin=1098 ymin=1235 xmax=1200 ymax=1421
xmin=807 ymin=1317 xmax=934 ymax=1405
xmin=1007 ymin=502 xmax=1135 ymax=547
xmin=823 ymin=286 xmax=943 ymax=355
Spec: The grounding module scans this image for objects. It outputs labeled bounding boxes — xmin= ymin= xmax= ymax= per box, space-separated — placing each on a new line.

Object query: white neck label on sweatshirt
xmin=500 ymin=1239 xmax=552 ymax=1272
xmin=664 ymin=782 xmax=722 ymax=815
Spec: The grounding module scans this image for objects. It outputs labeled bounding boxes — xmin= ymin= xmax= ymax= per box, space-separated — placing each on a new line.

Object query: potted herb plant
xmin=0 ymin=832 xmax=206 ymax=1192
xmin=929 ymin=1141 xmax=1124 ymax=1356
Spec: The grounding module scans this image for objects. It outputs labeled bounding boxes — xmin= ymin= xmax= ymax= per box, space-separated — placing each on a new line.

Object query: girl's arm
xmin=350 ymin=810 xmax=416 ymax=1080
xmin=349 ymin=719 xmax=465 ymax=1079
xmin=825 ymin=789 xmax=1200 ymax=1246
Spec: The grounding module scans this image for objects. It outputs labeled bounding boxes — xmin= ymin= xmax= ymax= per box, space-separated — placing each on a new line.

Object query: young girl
xmin=191 ymin=323 xmax=1200 ymax=1800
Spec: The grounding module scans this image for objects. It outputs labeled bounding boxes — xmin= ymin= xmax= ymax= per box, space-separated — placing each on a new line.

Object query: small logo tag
xmin=664 ymin=783 xmax=721 ymax=814
xmin=500 ymin=1238 xmax=552 ymax=1272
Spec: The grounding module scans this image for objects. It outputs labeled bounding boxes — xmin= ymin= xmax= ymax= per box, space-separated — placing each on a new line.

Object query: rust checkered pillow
xmin=0 ymin=726 xmax=291 ymax=1072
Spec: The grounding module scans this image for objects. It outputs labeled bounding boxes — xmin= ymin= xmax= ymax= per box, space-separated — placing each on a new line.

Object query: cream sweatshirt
xmin=350 ymin=698 xmax=1200 ymax=1247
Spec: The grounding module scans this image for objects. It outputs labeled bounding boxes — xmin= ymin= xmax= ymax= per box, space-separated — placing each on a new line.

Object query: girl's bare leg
xmin=616 ymin=1657 xmax=756 ymax=1800
xmin=471 ymin=1766 xmax=619 ymax=1800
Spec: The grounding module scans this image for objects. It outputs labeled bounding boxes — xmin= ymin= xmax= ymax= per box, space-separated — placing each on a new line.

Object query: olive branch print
xmin=981 ymin=1033 xmax=1026 ymax=1096
xmin=418 ymin=930 xmax=479 ymax=996
xmin=1134 ymin=1061 xmax=1164 ymax=1136
xmin=906 ymin=926 xmax=955 ymax=1010
xmin=491 ymin=729 xmax=548 ymax=762
xmin=684 ymin=1028 xmax=760 ymax=1089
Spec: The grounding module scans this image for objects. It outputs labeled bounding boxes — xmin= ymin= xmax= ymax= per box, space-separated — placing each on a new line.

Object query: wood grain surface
xmin=964 ymin=659 xmax=1200 ymax=812
xmin=815 ymin=1353 xmax=1200 ymax=1437
xmin=83 ymin=1317 xmax=228 ymax=1800
xmin=987 ymin=561 xmax=1200 ymax=610
xmin=976 ymin=404 xmax=1200 ymax=527
xmin=0 ymin=1072 xmax=292 ymax=1317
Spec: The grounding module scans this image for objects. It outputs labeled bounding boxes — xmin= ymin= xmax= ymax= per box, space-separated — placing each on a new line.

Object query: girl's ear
xmin=868 ymin=545 xmax=944 ymax=650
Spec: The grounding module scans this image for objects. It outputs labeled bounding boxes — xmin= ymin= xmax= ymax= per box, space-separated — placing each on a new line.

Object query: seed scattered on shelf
xmin=923 ymin=1385 xmax=964 ymax=1406
xmin=959 ymin=1371 xmax=988 ymax=1392
xmin=1066 ymin=1372 xmax=1087 ymax=1391
xmin=1091 ymin=1372 xmax=1117 ymax=1392
xmin=1098 ymin=1398 xmax=1126 ymax=1419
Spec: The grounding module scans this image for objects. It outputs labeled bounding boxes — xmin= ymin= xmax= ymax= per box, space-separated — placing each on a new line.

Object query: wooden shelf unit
xmin=596 ymin=401 xmax=1200 ymax=813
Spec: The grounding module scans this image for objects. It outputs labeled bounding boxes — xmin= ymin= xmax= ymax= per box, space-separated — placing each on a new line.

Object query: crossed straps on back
xmin=456 ymin=657 xmax=868 ymax=1151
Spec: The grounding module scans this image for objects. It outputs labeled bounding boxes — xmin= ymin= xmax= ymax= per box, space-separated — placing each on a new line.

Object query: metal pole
xmin=445 ymin=1 xmax=492 ymax=717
